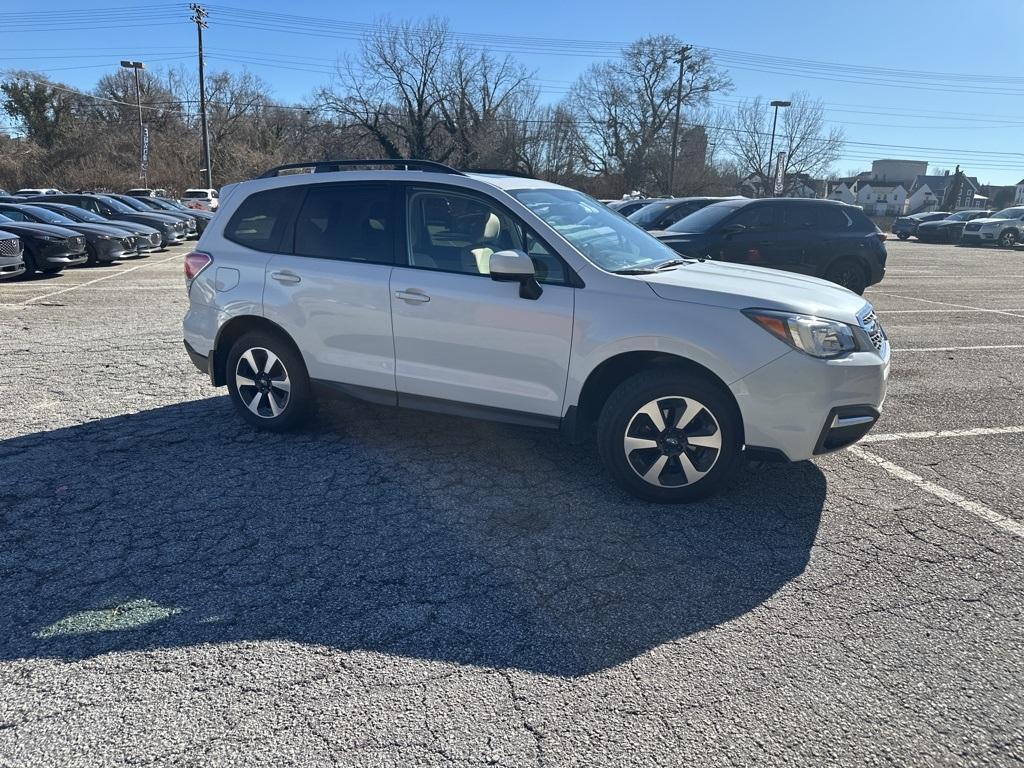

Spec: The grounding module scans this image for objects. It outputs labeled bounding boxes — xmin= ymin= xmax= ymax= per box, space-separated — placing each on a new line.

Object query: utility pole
xmin=766 ymin=100 xmax=791 ymax=197
xmin=119 ymin=60 xmax=146 ymax=186
xmin=190 ymin=3 xmax=213 ymax=189
xmin=667 ymin=45 xmax=691 ymax=198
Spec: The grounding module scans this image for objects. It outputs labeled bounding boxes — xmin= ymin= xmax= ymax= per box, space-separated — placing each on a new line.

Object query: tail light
xmin=184 ymin=250 xmax=212 ymax=281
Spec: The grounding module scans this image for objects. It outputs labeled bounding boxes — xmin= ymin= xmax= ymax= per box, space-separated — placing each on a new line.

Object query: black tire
xmin=998 ymin=229 xmax=1018 ymax=248
xmin=21 ymin=248 xmax=39 ymax=277
xmin=226 ymin=330 xmax=312 ymax=431
xmin=825 ymin=257 xmax=868 ymax=295
xmin=41 ymin=266 xmax=64 ymax=275
xmin=596 ymin=368 xmax=743 ymax=503
xmin=85 ymin=243 xmax=99 ymax=266
xmin=896 ymin=232 xmax=909 ymax=240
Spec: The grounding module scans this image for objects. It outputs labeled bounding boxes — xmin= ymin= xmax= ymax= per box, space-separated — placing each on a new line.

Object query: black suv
xmin=653 ymin=198 xmax=886 ymax=294
xmin=628 ymin=197 xmax=739 ymax=231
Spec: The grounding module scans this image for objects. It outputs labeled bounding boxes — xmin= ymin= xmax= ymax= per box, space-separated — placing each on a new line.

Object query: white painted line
xmin=850 ymin=446 xmax=1024 ymax=540
xmin=862 ymin=425 xmax=1024 ymax=443
xmin=10 ymin=254 xmax=181 ymax=307
xmin=869 ymin=291 xmax=1024 ymax=318
xmin=880 ymin=309 xmax=1024 ymax=314
xmin=896 ymin=345 xmax=1024 ymax=352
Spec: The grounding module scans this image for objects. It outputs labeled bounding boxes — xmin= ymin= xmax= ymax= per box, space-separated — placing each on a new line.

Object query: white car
xmin=182 ymin=160 xmax=889 ymax=502
xmin=181 ymin=188 xmax=219 ymax=212
xmin=15 ymin=188 xmax=61 ymax=196
xmin=959 ymin=206 xmax=1024 ymax=247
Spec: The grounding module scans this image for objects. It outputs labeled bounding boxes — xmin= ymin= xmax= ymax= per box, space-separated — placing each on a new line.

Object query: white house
xmin=825 ymin=182 xmax=856 ymax=205
xmin=1015 ymin=178 xmax=1024 ymax=205
xmin=905 ymin=183 xmax=939 ymax=214
xmin=856 ymin=183 xmax=908 ymax=216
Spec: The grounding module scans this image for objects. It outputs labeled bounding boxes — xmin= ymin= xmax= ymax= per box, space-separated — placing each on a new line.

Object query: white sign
xmin=773 ymin=151 xmax=786 ymax=196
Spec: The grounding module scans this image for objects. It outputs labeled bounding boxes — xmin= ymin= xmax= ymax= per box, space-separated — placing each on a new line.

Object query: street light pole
xmin=766 ymin=99 xmax=790 ymax=197
xmin=667 ymin=45 xmax=692 ymax=197
xmin=119 ymin=60 xmax=146 ymax=186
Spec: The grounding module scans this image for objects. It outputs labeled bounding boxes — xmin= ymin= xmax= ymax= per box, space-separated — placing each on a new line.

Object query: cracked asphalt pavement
xmin=1 ymin=241 xmax=1022 ymax=766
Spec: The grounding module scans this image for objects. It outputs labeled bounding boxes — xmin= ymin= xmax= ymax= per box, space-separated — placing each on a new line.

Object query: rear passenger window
xmin=730 ymin=206 xmax=777 ymax=230
xmin=818 ymin=207 xmax=853 ymax=230
xmin=224 ymin=188 xmax=298 ymax=253
xmin=294 ymin=184 xmax=394 ymax=264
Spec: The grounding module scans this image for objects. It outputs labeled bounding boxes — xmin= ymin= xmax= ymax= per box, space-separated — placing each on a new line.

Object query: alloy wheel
xmin=623 ymin=396 xmax=722 ymax=488
xmin=1000 ymin=231 xmax=1018 ymax=247
xmin=234 ymin=347 xmax=291 ymax=418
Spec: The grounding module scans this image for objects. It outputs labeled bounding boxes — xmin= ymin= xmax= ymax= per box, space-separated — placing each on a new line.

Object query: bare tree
xmin=321 ymin=17 xmax=452 ymax=160
xmin=567 ymin=36 xmax=731 ymax=194
xmin=726 ymin=92 xmax=844 ymax=196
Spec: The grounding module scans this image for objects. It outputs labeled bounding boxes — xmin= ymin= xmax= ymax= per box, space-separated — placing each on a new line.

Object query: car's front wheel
xmin=998 ymin=230 xmax=1018 ymax=248
xmin=226 ymin=331 xmax=312 ymax=431
xmin=597 ymin=369 xmax=742 ymax=502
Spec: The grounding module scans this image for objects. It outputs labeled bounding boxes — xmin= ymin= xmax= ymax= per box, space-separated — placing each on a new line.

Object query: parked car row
xmin=893 ymin=207 xmax=1024 ymax=247
xmin=0 ymin=191 xmax=205 ymax=278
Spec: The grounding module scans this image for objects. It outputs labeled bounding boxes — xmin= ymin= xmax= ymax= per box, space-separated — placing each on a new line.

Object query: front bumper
xmin=38 ymin=243 xmax=88 ymax=268
xmin=730 ymin=345 xmax=889 ymax=462
xmin=0 ymin=254 xmax=25 ymax=280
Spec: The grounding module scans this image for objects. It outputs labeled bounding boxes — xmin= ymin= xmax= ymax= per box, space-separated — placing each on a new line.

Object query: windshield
xmin=21 ymin=205 xmax=76 ymax=225
xmin=627 ymin=201 xmax=676 ymax=227
xmin=991 ymin=207 xmax=1024 ymax=219
xmin=56 ymin=205 xmax=105 ymax=223
xmin=97 ymin=196 xmax=138 ymax=214
xmin=507 ymin=188 xmax=683 ymax=272
xmin=112 ymin=195 xmax=150 ymax=211
xmin=159 ymin=198 xmax=187 ymax=210
xmin=669 ymin=200 xmax=747 ymax=232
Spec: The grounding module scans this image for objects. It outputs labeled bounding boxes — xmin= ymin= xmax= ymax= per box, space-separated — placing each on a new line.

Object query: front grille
xmin=67 ymin=236 xmax=86 ymax=251
xmin=149 ymin=233 xmax=161 ymax=246
xmin=174 ymin=222 xmax=185 ymax=232
xmin=0 ymin=237 xmax=21 ymax=257
xmin=860 ymin=309 xmax=886 ymax=351
xmin=964 ymin=222 xmax=982 ymax=232
xmin=121 ymin=237 xmax=135 ymax=249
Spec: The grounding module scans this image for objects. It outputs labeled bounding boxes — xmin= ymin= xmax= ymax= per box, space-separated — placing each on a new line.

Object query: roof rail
xmin=258 ymin=159 xmax=464 ymax=179
xmin=463 ymin=167 xmax=535 ymax=179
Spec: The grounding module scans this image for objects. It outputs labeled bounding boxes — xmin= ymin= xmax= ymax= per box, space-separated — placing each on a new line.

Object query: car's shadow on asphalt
xmin=0 ymin=396 xmax=826 ymax=676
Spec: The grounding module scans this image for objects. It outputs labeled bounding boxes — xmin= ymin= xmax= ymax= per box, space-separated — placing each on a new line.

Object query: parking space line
xmin=880 ymin=309 xmax=1024 ymax=314
xmin=896 ymin=344 xmax=1024 ymax=352
xmin=868 ymin=291 xmax=1024 ymax=318
xmin=8 ymin=254 xmax=182 ymax=307
xmin=863 ymin=425 xmax=1024 ymax=443
xmin=850 ymin=446 xmax=1024 ymax=540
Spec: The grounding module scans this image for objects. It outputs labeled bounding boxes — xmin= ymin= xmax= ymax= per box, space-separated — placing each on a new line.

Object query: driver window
xmin=730 ymin=206 xmax=777 ymax=230
xmin=407 ymin=191 xmax=521 ymax=276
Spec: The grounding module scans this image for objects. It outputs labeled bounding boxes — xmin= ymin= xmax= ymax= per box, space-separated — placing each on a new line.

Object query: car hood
xmin=110 ymin=212 xmax=179 ymax=226
xmin=57 ymin=222 xmax=135 ymax=238
xmin=918 ymin=220 xmax=955 ymax=228
xmin=639 ymin=260 xmax=868 ymax=323
xmin=967 ymin=217 xmax=1012 ymax=226
xmin=0 ymin=221 xmax=83 ymax=239
xmin=107 ymin=219 xmax=160 ymax=235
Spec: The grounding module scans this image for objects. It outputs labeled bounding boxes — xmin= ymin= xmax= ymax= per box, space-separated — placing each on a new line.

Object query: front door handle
xmin=270 ymin=270 xmax=301 ymax=284
xmin=394 ymin=289 xmax=430 ymax=304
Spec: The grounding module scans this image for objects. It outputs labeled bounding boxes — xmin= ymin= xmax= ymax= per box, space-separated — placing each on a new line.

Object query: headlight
xmin=95 ymin=234 xmax=112 ymax=240
xmin=743 ymin=309 xmax=865 ymax=358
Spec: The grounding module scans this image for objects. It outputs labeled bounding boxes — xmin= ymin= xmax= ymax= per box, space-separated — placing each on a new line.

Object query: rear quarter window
xmin=224 ymin=188 xmax=300 ymax=253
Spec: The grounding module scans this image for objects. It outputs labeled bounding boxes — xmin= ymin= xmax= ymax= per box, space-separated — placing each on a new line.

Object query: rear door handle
xmin=394 ymin=289 xmax=430 ymax=304
xmin=270 ymin=270 xmax=301 ymax=284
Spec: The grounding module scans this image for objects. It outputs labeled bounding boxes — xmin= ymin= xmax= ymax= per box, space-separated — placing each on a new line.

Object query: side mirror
xmin=489 ymin=249 xmax=543 ymax=300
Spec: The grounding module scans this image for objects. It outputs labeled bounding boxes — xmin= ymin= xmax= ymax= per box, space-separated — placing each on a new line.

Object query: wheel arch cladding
xmin=572 ymin=351 xmax=744 ymax=444
xmin=212 ymin=315 xmax=304 ymax=387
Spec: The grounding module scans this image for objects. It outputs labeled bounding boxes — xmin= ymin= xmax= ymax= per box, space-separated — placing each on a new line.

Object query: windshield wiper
xmin=612 ymin=267 xmax=658 ymax=275
xmin=652 ymin=258 xmax=693 ymax=270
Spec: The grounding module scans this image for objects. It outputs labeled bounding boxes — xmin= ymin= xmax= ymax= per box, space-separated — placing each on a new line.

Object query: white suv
xmin=182 ymin=188 xmax=219 ymax=212
xmin=183 ymin=160 xmax=889 ymax=502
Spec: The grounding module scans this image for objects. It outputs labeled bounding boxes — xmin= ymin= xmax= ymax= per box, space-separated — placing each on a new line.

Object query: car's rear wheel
xmin=825 ymin=258 xmax=868 ymax=294
xmin=998 ymin=230 xmax=1018 ymax=248
xmin=896 ymin=232 xmax=909 ymax=240
xmin=597 ymin=369 xmax=742 ymax=503
xmin=226 ymin=331 xmax=312 ymax=431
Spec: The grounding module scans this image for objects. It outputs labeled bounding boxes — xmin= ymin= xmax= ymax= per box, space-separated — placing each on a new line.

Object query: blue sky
xmin=7 ymin=0 xmax=1024 ymax=185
